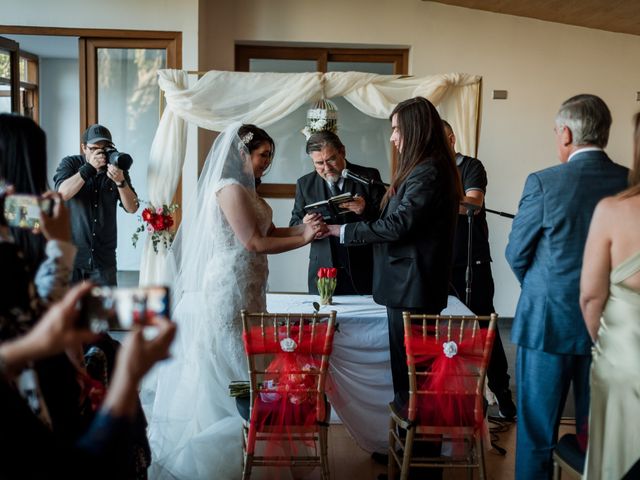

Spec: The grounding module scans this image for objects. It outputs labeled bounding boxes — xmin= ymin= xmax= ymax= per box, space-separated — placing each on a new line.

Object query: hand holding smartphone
xmin=79 ymin=286 xmax=171 ymax=334
xmin=3 ymin=193 xmax=54 ymax=232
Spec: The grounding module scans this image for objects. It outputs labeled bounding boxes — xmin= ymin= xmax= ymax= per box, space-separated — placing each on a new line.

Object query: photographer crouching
xmin=54 ymin=124 xmax=139 ymax=286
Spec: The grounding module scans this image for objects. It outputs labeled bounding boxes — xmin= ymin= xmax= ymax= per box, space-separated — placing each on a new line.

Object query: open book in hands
xmin=303 ymin=193 xmax=354 ymax=220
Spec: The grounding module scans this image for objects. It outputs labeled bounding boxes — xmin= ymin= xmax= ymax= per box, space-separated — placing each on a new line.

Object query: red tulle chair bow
xmin=240 ymin=310 xmax=337 ymax=480
xmin=405 ymin=319 xmax=495 ymax=431
xmin=387 ymin=313 xmax=497 ymax=480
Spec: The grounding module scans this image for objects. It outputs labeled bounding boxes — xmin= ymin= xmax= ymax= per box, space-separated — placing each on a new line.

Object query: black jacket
xmin=290 ymin=161 xmax=385 ymax=295
xmin=344 ymin=161 xmax=457 ymax=310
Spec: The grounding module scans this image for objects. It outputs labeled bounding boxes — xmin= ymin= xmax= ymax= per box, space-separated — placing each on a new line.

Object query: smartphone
xmin=3 ymin=194 xmax=54 ymax=230
xmin=79 ymin=285 xmax=170 ymax=333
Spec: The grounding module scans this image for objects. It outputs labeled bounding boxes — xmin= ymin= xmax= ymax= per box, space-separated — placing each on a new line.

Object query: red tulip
xmin=317 ymin=267 xmax=326 ymax=278
xmin=326 ymin=268 xmax=338 ymax=278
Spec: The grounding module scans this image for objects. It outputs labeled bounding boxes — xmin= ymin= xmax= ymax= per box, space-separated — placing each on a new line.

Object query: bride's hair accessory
xmin=240 ymin=132 xmax=254 ymax=145
xmin=302 ymin=99 xmax=338 ymax=140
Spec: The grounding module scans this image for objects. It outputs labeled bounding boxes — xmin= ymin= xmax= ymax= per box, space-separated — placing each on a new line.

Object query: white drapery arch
xmin=139 ymin=69 xmax=481 ymax=285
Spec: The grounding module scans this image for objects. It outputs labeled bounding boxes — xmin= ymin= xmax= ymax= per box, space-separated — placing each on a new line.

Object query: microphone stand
xmin=464 ymin=206 xmax=514 ymax=303
xmin=465 ymin=206 xmax=474 ymax=306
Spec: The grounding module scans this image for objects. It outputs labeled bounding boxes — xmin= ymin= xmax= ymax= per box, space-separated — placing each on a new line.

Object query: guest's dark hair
xmin=383 ymin=97 xmax=462 ymax=208
xmin=0 ymin=114 xmax=48 ymax=195
xmin=0 ymin=113 xmax=48 ymax=273
xmin=305 ymin=131 xmax=345 ymax=154
xmin=619 ymin=112 xmax=640 ymax=198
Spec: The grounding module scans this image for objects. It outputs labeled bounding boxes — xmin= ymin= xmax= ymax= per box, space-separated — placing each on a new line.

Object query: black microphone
xmin=341 ymin=169 xmax=388 ymax=187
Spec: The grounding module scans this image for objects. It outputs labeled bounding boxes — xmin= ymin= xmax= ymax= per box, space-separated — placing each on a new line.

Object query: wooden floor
xmin=284 ymin=415 xmax=575 ymax=480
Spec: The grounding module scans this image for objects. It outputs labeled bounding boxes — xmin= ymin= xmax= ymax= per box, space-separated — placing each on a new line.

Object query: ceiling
xmin=426 ymin=0 xmax=640 ymax=37
xmin=1 ymin=34 xmax=78 ymax=59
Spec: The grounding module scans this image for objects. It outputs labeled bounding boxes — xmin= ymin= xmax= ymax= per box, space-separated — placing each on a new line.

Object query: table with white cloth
xmin=266 ymin=293 xmax=473 ymax=454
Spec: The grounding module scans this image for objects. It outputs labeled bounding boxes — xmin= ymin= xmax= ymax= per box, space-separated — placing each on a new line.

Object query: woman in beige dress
xmin=580 ymin=113 xmax=640 ymax=480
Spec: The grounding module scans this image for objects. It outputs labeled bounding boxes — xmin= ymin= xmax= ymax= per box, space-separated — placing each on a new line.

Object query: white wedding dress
xmin=143 ymin=125 xmax=273 ymax=479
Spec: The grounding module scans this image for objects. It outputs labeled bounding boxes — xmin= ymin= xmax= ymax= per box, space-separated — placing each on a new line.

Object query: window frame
xmin=0 ymin=35 xmax=20 ymax=113
xmin=234 ymin=43 xmax=408 ymax=198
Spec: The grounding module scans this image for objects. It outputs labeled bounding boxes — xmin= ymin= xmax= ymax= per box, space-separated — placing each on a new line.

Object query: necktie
xmin=329 ymin=181 xmax=340 ymax=197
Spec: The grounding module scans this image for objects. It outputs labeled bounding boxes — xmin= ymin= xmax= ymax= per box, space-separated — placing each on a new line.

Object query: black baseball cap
xmin=82 ymin=124 xmax=112 ymax=144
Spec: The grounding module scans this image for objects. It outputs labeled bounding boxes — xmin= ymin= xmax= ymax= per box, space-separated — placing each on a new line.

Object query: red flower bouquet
xmin=132 ymin=202 xmax=179 ymax=253
xmin=316 ymin=267 xmax=337 ymax=305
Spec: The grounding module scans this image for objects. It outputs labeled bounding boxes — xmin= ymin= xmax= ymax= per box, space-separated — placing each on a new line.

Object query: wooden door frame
xmin=0 ymin=35 xmax=21 ymax=112
xmin=0 ymin=26 xmax=181 ymax=132
xmin=82 ymin=36 xmax=179 ymax=128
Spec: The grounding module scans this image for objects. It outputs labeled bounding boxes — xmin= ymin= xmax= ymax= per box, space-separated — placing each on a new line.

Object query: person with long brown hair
xmin=326 ymin=96 xmax=461 ymax=400
xmin=580 ymin=112 xmax=640 ymax=479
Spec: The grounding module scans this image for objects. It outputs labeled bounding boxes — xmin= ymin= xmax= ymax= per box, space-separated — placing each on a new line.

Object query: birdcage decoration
xmin=302 ymin=99 xmax=338 ymax=139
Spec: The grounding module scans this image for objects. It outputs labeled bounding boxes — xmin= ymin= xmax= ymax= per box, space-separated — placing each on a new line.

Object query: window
xmin=235 ymin=44 xmax=409 ymax=198
xmin=18 ymin=51 xmax=39 ymax=120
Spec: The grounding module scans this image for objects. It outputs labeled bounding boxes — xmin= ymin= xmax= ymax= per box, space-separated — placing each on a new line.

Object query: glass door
xmin=82 ymin=37 xmax=177 ymax=272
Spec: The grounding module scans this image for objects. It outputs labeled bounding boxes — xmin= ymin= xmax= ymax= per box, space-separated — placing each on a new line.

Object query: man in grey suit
xmin=506 ymin=94 xmax=628 ymax=479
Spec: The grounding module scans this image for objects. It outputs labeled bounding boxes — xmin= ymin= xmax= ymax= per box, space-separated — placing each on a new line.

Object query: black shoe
xmin=496 ymin=389 xmax=517 ymax=421
xmin=371 ymin=451 xmax=389 ymax=465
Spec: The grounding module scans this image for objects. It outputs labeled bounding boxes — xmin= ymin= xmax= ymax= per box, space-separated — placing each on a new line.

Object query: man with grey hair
xmin=290 ymin=130 xmax=385 ymax=295
xmin=506 ymin=94 xmax=628 ymax=479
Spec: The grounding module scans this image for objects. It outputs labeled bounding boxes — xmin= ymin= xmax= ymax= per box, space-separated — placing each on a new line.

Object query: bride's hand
xmin=302 ymin=219 xmax=326 ymax=243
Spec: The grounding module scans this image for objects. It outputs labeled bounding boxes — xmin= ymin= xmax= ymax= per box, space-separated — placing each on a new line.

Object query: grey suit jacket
xmin=506 ymin=150 xmax=628 ymax=354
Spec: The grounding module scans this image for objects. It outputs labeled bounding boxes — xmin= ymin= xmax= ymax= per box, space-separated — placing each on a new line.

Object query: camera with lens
xmin=103 ymin=146 xmax=133 ymax=171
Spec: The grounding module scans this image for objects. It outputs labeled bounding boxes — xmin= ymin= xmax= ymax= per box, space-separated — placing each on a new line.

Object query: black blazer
xmin=290 ymin=161 xmax=385 ymax=295
xmin=344 ymin=161 xmax=457 ymax=310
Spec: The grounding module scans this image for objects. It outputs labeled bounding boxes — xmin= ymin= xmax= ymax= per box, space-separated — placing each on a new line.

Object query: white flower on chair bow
xmin=442 ymin=340 xmax=458 ymax=359
xmin=279 ymin=337 xmax=298 ymax=352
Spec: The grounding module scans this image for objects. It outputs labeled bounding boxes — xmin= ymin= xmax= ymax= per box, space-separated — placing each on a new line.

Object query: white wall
xmin=200 ymin=0 xmax=640 ymax=316
xmin=40 ymin=58 xmax=79 ymax=188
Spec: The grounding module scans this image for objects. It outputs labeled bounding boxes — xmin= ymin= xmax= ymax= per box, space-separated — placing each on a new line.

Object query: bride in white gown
xmin=143 ymin=124 xmax=323 ymax=479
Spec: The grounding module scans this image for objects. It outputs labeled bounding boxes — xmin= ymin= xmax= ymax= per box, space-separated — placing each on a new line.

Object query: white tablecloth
xmin=266 ymin=293 xmax=472 ymax=453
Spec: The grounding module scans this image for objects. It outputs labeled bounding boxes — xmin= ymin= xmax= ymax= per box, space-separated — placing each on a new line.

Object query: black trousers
xmin=386 ymin=305 xmax=442 ymax=478
xmin=72 ymin=265 xmax=117 ymax=287
xmin=450 ymin=262 xmax=511 ymax=394
xmin=386 ymin=306 xmax=442 ymax=396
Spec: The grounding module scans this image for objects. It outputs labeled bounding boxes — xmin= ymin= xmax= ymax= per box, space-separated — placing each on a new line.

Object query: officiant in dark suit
xmin=290 ymin=131 xmax=385 ymax=295
xmin=325 ymin=97 xmax=461 ymax=396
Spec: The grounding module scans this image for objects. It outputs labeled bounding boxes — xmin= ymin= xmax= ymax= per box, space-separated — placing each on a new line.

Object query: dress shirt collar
xmin=568 ymin=146 xmax=603 ymax=162
xmin=326 ymin=177 xmax=345 ymax=190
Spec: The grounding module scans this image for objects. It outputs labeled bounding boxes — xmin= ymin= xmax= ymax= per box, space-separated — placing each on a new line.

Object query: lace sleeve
xmin=215 ymin=177 xmax=241 ymax=194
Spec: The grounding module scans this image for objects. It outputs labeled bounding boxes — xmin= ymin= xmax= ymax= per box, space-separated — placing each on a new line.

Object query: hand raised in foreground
xmin=0 ymin=283 xmax=98 ymax=378
xmin=104 ymin=316 xmax=176 ymax=417
xmin=39 ymin=191 xmax=71 ymax=242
